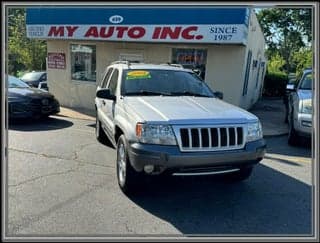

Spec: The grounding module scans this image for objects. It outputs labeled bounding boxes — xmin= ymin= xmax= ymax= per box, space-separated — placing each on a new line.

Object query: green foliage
xmin=263 ymin=72 xmax=288 ymax=97
xmin=256 ymin=8 xmax=312 ymax=74
xmin=292 ymin=48 xmax=312 ymax=78
xmin=267 ymin=53 xmax=286 ymax=74
xmin=8 ymin=8 xmax=47 ymax=76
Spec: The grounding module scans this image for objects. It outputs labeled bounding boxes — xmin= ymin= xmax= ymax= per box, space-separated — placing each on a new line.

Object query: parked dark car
xmin=20 ymin=71 xmax=47 ymax=88
xmin=7 ymin=75 xmax=60 ymax=119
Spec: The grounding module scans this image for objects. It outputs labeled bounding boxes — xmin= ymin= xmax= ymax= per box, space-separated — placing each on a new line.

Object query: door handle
xmin=102 ymin=100 xmax=106 ymax=106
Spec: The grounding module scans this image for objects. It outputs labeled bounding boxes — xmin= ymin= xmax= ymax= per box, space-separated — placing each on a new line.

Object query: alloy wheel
xmin=117 ymin=142 xmax=126 ymax=187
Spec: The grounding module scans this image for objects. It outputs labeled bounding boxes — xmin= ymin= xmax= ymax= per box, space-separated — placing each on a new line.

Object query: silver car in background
xmin=286 ymin=68 xmax=313 ymax=146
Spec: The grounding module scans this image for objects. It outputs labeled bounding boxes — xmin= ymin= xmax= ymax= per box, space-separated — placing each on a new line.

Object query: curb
xmin=55 ymin=111 xmax=95 ymax=121
xmin=55 ymin=113 xmax=95 ymax=121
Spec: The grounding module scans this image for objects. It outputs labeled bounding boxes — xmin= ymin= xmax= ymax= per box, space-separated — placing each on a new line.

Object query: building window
xmin=172 ymin=48 xmax=207 ymax=80
xmin=71 ymin=44 xmax=96 ymax=82
xmin=242 ymin=50 xmax=252 ymax=96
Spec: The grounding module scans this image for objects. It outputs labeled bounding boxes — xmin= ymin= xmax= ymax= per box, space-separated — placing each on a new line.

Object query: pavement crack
xmin=8 ymin=169 xmax=79 ymax=187
xmin=8 ymin=147 xmax=114 ymax=169
xmin=71 ymin=142 xmax=96 ymax=161
xmin=124 ymin=221 xmax=134 ymax=233
xmin=9 ymin=148 xmax=67 ymax=161
xmin=9 ymin=182 xmax=107 ymax=234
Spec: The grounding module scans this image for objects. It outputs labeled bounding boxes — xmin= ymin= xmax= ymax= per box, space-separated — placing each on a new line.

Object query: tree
xmin=8 ymin=8 xmax=47 ymax=76
xmin=292 ymin=48 xmax=312 ymax=78
xmin=256 ymin=8 xmax=312 ymax=74
xmin=267 ymin=52 xmax=286 ymax=74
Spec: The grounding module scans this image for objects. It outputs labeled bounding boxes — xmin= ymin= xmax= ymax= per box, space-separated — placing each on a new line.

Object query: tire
xmin=95 ymin=113 xmax=107 ymax=143
xmin=225 ymin=167 xmax=253 ymax=182
xmin=116 ymin=135 xmax=141 ymax=195
xmin=288 ymin=111 xmax=299 ymax=146
xmin=284 ymin=108 xmax=289 ymax=123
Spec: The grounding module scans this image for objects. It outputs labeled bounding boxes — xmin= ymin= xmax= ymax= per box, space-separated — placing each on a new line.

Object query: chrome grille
xmin=174 ymin=125 xmax=245 ymax=152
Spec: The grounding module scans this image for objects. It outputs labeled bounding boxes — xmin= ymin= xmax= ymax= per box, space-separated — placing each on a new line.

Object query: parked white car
xmin=95 ymin=61 xmax=266 ymax=194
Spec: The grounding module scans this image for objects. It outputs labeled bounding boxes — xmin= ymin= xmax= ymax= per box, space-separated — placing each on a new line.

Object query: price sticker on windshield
xmin=126 ymin=70 xmax=151 ymax=80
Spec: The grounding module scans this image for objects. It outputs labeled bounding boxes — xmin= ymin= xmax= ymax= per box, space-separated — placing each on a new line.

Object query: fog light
xmin=301 ymin=121 xmax=312 ymax=127
xmin=144 ymin=165 xmax=154 ymax=174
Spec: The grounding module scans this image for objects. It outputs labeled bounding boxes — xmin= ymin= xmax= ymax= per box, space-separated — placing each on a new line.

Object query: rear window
xmin=21 ymin=72 xmax=45 ymax=81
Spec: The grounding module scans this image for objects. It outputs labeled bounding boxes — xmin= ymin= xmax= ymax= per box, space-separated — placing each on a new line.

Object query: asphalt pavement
xmin=249 ymin=97 xmax=288 ymax=137
xmin=57 ymin=97 xmax=288 ymax=137
xmin=7 ymin=118 xmax=312 ymax=236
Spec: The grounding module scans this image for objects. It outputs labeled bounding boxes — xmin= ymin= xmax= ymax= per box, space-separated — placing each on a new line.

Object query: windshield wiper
xmin=170 ymin=91 xmax=212 ymax=97
xmin=124 ymin=90 xmax=173 ymax=96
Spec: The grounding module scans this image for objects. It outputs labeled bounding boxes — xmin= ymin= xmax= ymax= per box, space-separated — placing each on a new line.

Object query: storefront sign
xmin=47 ymin=53 xmax=66 ymax=69
xmin=26 ymin=8 xmax=250 ymax=44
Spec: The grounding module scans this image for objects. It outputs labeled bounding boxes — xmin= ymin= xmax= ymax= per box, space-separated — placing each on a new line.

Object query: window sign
xmin=172 ymin=48 xmax=207 ymax=80
xmin=71 ymin=44 xmax=96 ymax=82
xmin=48 ymin=53 xmax=66 ymax=69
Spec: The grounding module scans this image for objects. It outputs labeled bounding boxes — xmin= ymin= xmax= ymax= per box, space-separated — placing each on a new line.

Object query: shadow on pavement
xmin=263 ymin=155 xmax=303 ymax=167
xmin=265 ymin=136 xmax=312 ymax=158
xmin=86 ymin=123 xmax=96 ymax=129
xmin=8 ymin=116 xmax=73 ymax=131
xmin=127 ymin=164 xmax=312 ymax=235
xmin=87 ymin=122 xmax=115 ymax=149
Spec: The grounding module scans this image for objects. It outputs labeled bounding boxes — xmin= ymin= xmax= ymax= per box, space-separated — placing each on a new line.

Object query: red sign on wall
xmin=48 ymin=53 xmax=66 ymax=69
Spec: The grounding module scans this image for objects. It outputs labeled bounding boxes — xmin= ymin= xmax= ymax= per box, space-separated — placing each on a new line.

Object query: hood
xmin=8 ymin=87 xmax=54 ymax=100
xmin=297 ymin=89 xmax=312 ymax=101
xmin=123 ymin=96 xmax=258 ymax=125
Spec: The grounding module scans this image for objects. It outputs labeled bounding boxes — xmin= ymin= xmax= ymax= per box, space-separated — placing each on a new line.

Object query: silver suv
xmin=95 ymin=61 xmax=266 ymax=194
xmin=286 ymin=68 xmax=313 ymax=146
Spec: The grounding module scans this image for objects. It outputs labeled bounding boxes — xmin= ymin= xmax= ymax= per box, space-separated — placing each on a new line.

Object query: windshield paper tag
xmin=126 ymin=70 xmax=151 ymax=80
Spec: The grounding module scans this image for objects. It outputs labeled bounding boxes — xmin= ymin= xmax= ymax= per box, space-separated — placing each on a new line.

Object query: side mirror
xmin=192 ymin=68 xmax=201 ymax=77
xmin=286 ymin=84 xmax=295 ymax=91
xmin=214 ymin=91 xmax=223 ymax=100
xmin=96 ymin=89 xmax=116 ymax=101
xmin=38 ymin=82 xmax=48 ymax=91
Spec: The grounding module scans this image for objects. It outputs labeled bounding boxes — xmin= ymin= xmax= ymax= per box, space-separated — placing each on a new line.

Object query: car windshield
xmin=299 ymin=73 xmax=312 ymax=90
xmin=121 ymin=69 xmax=214 ymax=97
xmin=8 ymin=76 xmax=30 ymax=88
xmin=21 ymin=72 xmax=44 ymax=81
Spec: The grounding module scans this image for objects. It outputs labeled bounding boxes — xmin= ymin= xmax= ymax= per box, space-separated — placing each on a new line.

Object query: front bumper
xmin=9 ymin=100 xmax=60 ymax=119
xmin=295 ymin=113 xmax=312 ymax=137
xmin=127 ymin=139 xmax=266 ymax=173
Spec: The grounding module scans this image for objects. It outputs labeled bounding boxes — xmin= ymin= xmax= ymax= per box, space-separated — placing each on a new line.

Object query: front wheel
xmin=95 ymin=113 xmax=107 ymax=143
xmin=116 ymin=135 xmax=141 ymax=194
xmin=288 ymin=112 xmax=299 ymax=146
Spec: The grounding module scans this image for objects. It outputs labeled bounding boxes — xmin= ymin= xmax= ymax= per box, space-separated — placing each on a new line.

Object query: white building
xmin=26 ymin=7 xmax=266 ymax=111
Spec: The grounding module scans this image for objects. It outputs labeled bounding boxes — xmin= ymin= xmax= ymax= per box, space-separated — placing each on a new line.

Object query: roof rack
xmin=111 ymin=60 xmax=130 ymax=66
xmin=111 ymin=60 xmax=142 ymax=66
xmin=160 ymin=63 xmax=184 ymax=68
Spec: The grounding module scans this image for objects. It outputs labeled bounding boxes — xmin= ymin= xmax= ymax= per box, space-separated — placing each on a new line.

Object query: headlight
xmin=300 ymin=99 xmax=312 ymax=114
xmin=247 ymin=121 xmax=263 ymax=142
xmin=136 ymin=123 xmax=177 ymax=145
